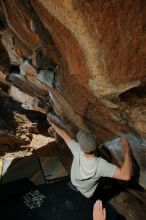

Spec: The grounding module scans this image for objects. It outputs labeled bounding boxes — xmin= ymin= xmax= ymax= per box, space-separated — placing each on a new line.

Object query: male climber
xmin=47 ymin=115 xmax=132 ymax=200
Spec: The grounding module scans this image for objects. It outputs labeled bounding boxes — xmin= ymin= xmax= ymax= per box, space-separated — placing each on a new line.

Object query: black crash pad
xmin=0 ymin=179 xmax=92 ymax=220
xmin=0 ymin=178 xmax=124 ymax=220
xmin=0 ymin=178 xmax=35 ymax=201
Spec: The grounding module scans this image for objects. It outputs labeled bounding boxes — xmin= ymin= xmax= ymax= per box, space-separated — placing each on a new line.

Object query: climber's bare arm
xmin=47 ymin=116 xmax=72 ymax=143
xmin=113 ymin=138 xmax=132 ymax=181
xmin=51 ymin=123 xmax=72 ymax=143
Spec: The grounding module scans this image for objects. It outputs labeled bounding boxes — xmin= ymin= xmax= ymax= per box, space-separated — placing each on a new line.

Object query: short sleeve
xmin=98 ymin=157 xmax=117 ymax=178
xmin=66 ymin=139 xmax=80 ymax=155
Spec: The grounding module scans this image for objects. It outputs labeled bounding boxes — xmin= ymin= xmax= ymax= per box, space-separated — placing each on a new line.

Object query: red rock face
xmin=2 ymin=0 xmax=39 ymax=49
xmin=74 ymin=0 xmax=146 ymax=85
xmin=32 ymin=0 xmax=146 ymax=97
xmin=32 ymin=0 xmax=90 ymax=86
xmin=0 ymin=0 xmax=146 ymax=143
xmin=1 ymin=0 xmax=60 ymax=63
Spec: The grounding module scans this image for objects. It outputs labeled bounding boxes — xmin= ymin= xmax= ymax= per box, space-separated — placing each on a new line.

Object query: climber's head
xmin=77 ymin=130 xmax=97 ymax=154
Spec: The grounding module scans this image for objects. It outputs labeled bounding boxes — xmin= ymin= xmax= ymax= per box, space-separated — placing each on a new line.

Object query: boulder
xmin=1 ymin=29 xmax=28 ymax=65
xmin=32 ymin=47 xmax=54 ymax=70
xmin=100 ymin=133 xmax=146 ymax=189
xmin=22 ymin=98 xmax=48 ymax=114
xmin=20 ymin=60 xmax=38 ymax=81
xmin=9 ymin=73 xmax=48 ymax=100
xmin=37 ymin=70 xmax=55 ymax=88
xmin=9 ymin=85 xmax=35 ymax=104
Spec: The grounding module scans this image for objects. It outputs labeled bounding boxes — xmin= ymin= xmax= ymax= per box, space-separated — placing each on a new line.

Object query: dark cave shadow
xmin=0 ymin=152 xmax=50 ymax=220
xmin=91 ymin=177 xmax=124 ymax=203
xmin=104 ymin=202 xmax=126 ymax=220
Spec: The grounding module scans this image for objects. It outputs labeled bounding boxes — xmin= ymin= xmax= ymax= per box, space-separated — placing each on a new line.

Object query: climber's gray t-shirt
xmin=66 ymin=139 xmax=117 ymax=198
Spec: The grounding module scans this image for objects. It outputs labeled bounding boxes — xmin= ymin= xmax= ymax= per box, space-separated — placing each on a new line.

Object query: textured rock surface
xmin=9 ymin=85 xmax=36 ymax=104
xmin=100 ymin=134 xmax=146 ymax=189
xmin=110 ymin=191 xmax=146 ymax=220
xmin=0 ymin=90 xmax=49 ymax=156
xmin=32 ymin=0 xmax=145 ymax=96
xmin=0 ymin=0 xmax=145 ymax=188
xmin=1 ymin=29 xmax=28 ymax=65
